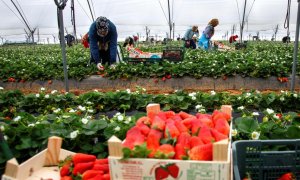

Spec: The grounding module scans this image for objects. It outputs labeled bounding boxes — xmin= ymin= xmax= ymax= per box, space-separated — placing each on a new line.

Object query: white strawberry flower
xmin=53 ymin=108 xmax=61 ymax=113
xmin=191 ymin=96 xmax=196 ymax=100
xmin=116 ymin=90 xmax=120 ymax=92
xmin=251 ymin=131 xmax=260 ymax=140
xmin=142 ymin=88 xmax=146 ymax=92
xmin=117 ymin=115 xmax=124 ymax=121
xmin=94 ymin=89 xmax=99 ymax=92
xmin=51 ymin=90 xmax=58 ymax=94
xmin=293 ymin=94 xmax=298 ymax=98
xmin=266 ymin=108 xmax=274 ymax=114
xmin=245 ymin=93 xmax=251 ymax=98
xmin=0 ymin=87 xmax=3 ymax=90
xmin=70 ymin=130 xmax=79 ymax=139
xmin=115 ymin=112 xmax=121 ymax=116
xmin=36 ymin=94 xmax=40 ymax=98
xmin=81 ymin=118 xmax=89 ymax=124
xmin=195 ymin=104 xmax=203 ymax=110
xmin=210 ymin=91 xmax=216 ymax=96
xmin=188 ymin=92 xmax=196 ymax=97
xmin=86 ymin=101 xmax=93 ymax=105
xmin=28 ymin=123 xmax=35 ymax=127
xmin=45 ymin=94 xmax=50 ymax=99
xmin=237 ymin=106 xmax=244 ymax=110
xmin=280 ymin=97 xmax=285 ymax=101
xmin=114 ymin=126 xmax=121 ymax=131
xmin=0 ymin=125 xmax=5 ymax=131
xmin=126 ymin=89 xmax=131 ymax=93
xmin=232 ymin=129 xmax=238 ymax=137
xmin=4 ymin=135 xmax=8 ymax=141
xmin=127 ymin=117 xmax=132 ymax=122
xmin=78 ymin=105 xmax=86 ymax=111
xmin=252 ymin=112 xmax=259 ymax=116
xmin=69 ymin=109 xmax=76 ymax=113
xmin=13 ymin=116 xmax=21 ymax=122
xmin=40 ymin=87 xmax=45 ymax=91
xmin=87 ymin=109 xmax=94 ymax=113
xmin=273 ymin=114 xmax=280 ymax=119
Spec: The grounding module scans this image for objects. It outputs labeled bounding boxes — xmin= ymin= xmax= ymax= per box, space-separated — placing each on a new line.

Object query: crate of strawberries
xmin=108 ymin=103 xmax=232 ymax=180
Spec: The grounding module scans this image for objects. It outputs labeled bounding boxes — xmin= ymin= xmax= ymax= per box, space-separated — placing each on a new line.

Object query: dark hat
xmin=96 ymin=16 xmax=109 ymax=35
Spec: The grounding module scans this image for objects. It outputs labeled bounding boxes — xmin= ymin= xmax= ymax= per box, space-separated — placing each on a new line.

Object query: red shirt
xmin=229 ymin=35 xmax=238 ymax=43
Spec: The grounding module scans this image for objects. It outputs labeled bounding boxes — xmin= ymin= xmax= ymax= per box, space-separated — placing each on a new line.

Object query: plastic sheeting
xmin=0 ymin=0 xmax=298 ymax=43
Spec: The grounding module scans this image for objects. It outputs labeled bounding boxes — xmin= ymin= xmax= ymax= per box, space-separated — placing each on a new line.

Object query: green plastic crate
xmin=232 ymin=139 xmax=300 ymax=180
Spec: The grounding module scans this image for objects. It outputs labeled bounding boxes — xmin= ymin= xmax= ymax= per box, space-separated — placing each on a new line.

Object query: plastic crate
xmin=162 ymin=47 xmax=184 ymax=62
xmin=232 ymin=139 xmax=300 ymax=180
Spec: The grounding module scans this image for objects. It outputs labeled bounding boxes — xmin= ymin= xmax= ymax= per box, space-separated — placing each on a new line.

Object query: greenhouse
xmin=0 ymin=0 xmax=300 ymax=180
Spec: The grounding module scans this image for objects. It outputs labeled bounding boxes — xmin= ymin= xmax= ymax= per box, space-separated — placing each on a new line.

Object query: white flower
xmin=252 ymin=112 xmax=259 ymax=116
xmin=251 ymin=131 xmax=260 ymax=140
xmin=237 ymin=97 xmax=242 ymax=100
xmin=40 ymin=87 xmax=45 ymax=91
xmin=117 ymin=115 xmax=124 ymax=121
xmin=0 ymin=87 xmax=3 ymax=90
xmin=0 ymin=126 xmax=5 ymax=131
xmin=273 ymin=114 xmax=279 ymax=119
xmin=245 ymin=93 xmax=251 ymax=98
xmin=255 ymin=90 xmax=260 ymax=94
xmin=116 ymin=90 xmax=120 ymax=92
xmin=36 ymin=122 xmax=40 ymax=125
xmin=78 ymin=105 xmax=86 ymax=111
xmin=13 ymin=116 xmax=21 ymax=122
xmin=237 ymin=106 xmax=244 ymax=110
xmin=70 ymin=130 xmax=79 ymax=139
xmin=53 ymin=108 xmax=61 ymax=113
xmin=191 ymin=96 xmax=196 ymax=100
xmin=36 ymin=94 xmax=40 ymax=98
xmin=127 ymin=117 xmax=132 ymax=122
xmin=28 ymin=123 xmax=35 ymax=127
xmin=232 ymin=129 xmax=238 ymax=137
xmin=188 ymin=92 xmax=196 ymax=97
xmin=69 ymin=109 xmax=76 ymax=113
xmin=87 ymin=116 xmax=92 ymax=119
xmin=126 ymin=89 xmax=131 ymax=93
xmin=87 ymin=109 xmax=94 ymax=113
xmin=4 ymin=135 xmax=8 ymax=141
xmin=114 ymin=126 xmax=121 ymax=131
xmin=45 ymin=94 xmax=50 ymax=99
xmin=210 ymin=91 xmax=216 ymax=96
xmin=293 ymin=94 xmax=298 ymax=98
xmin=124 ymin=120 xmax=130 ymax=124
xmin=81 ymin=118 xmax=89 ymax=124
xmin=115 ymin=112 xmax=121 ymax=116
xmin=266 ymin=108 xmax=274 ymax=114
xmin=62 ymin=115 xmax=70 ymax=118
xmin=280 ymin=97 xmax=285 ymax=101
xmin=142 ymin=88 xmax=146 ymax=92
xmin=51 ymin=90 xmax=58 ymax=94
xmin=195 ymin=104 xmax=203 ymax=110
xmin=94 ymin=89 xmax=99 ymax=92
xmin=86 ymin=101 xmax=93 ymax=105
xmin=65 ymin=92 xmax=69 ymax=95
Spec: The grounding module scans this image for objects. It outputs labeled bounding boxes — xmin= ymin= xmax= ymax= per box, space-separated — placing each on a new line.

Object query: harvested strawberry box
xmin=108 ymin=103 xmax=232 ymax=180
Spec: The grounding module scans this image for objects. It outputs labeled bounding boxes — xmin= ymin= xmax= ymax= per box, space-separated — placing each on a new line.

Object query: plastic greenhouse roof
xmin=0 ymin=0 xmax=298 ymax=43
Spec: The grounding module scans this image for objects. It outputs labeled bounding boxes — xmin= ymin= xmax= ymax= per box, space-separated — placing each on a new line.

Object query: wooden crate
xmin=108 ymin=104 xmax=232 ymax=180
xmin=2 ymin=136 xmax=75 ymax=180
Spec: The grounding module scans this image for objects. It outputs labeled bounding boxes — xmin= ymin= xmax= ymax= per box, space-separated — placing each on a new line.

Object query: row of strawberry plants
xmin=0 ymin=88 xmax=299 ymax=119
xmin=0 ymin=42 xmax=298 ymax=81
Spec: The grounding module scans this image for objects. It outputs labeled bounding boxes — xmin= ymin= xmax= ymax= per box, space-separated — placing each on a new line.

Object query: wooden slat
xmin=220 ymin=105 xmax=233 ymax=121
xmin=108 ymin=136 xmax=123 ymax=157
xmin=213 ymin=139 xmax=229 ymax=161
xmin=146 ymin=103 xmax=160 ymax=116
xmin=44 ymin=136 xmax=62 ymax=166
xmin=4 ymin=158 xmax=19 ymax=179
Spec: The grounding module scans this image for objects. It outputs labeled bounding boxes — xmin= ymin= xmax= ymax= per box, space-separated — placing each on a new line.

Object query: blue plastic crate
xmin=232 ymin=139 xmax=300 ymax=180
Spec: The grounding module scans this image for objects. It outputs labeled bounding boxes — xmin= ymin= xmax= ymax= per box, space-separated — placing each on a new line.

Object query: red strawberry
xmin=48 ymin=80 xmax=53 ymax=84
xmin=83 ymin=170 xmax=103 ymax=180
xmin=165 ymin=74 xmax=172 ymax=79
xmin=212 ymin=110 xmax=231 ymax=123
xmin=191 ymin=119 xmax=204 ymax=135
xmin=123 ymin=126 xmax=145 ymax=149
xmin=137 ymin=116 xmax=152 ymax=125
xmin=177 ymin=132 xmax=191 ymax=149
xmin=151 ymin=116 xmax=166 ymax=131
xmin=155 ymin=144 xmax=175 ymax=159
xmin=60 ymin=163 xmax=71 ymax=177
xmin=178 ymin=111 xmax=192 ymax=119
xmin=166 ymin=163 xmax=179 ymax=178
xmin=155 ymin=167 xmax=169 ymax=180
xmin=87 ymin=174 xmax=104 ymax=180
xmin=174 ymin=120 xmax=188 ymax=133
xmin=157 ymin=112 xmax=167 ymax=121
xmin=72 ymin=153 xmax=96 ymax=165
xmin=73 ymin=162 xmax=94 ymax=176
xmin=171 ymin=114 xmax=182 ymax=121
xmin=278 ymin=172 xmax=295 ymax=180
xmin=164 ymin=111 xmax=176 ymax=118
xmin=162 ymin=77 xmax=166 ymax=81
xmin=92 ymin=164 xmax=109 ymax=173
xmin=164 ymin=123 xmax=180 ymax=139
xmin=174 ymin=143 xmax=187 ymax=160
xmin=147 ymin=129 xmax=163 ymax=158
xmin=197 ymin=115 xmax=214 ymax=128
xmin=60 ymin=176 xmax=73 ymax=180
xmin=94 ymin=158 xmax=108 ymax=164
xmin=211 ymin=128 xmax=228 ymax=142
xmin=189 ymin=143 xmax=213 ymax=161
xmin=198 ymin=126 xmax=215 ymax=144
xmin=136 ymin=123 xmax=150 ymax=136
xmin=214 ymin=118 xmax=230 ymax=136
xmin=181 ymin=117 xmax=197 ymax=129
xmin=189 ymin=136 xmax=204 ymax=148
xmin=102 ymin=174 xmax=111 ymax=180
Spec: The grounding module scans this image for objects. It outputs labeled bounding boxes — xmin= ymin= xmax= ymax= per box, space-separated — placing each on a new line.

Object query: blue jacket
xmin=184 ymin=28 xmax=199 ymax=40
xmin=89 ymin=20 xmax=118 ymax=64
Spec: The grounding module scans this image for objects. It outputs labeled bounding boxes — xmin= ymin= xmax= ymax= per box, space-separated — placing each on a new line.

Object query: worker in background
xmin=65 ymin=34 xmax=75 ymax=47
xmin=89 ymin=16 xmax=118 ymax=70
xmin=183 ymin=26 xmax=199 ymax=49
xmin=229 ymin=35 xmax=238 ymax=43
xmin=123 ymin=36 xmax=134 ymax=47
xmin=81 ymin=33 xmax=89 ymax=48
xmin=198 ymin=18 xmax=219 ymax=50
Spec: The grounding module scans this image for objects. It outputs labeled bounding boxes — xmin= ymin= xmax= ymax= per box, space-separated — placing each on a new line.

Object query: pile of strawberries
xmin=60 ymin=153 xmax=110 ymax=180
xmin=123 ymin=109 xmax=231 ymax=160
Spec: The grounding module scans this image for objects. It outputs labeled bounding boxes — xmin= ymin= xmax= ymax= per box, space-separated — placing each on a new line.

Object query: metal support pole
xmin=291 ymin=0 xmax=300 ymax=92
xmin=240 ymin=0 xmax=247 ymax=43
xmin=71 ymin=0 xmax=77 ymax=42
xmin=55 ymin=0 xmax=69 ymax=92
xmin=167 ymin=0 xmax=172 ymax=39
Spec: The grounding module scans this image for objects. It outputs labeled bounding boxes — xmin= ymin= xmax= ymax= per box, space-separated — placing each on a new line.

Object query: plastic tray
xmin=232 ymin=139 xmax=300 ymax=180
